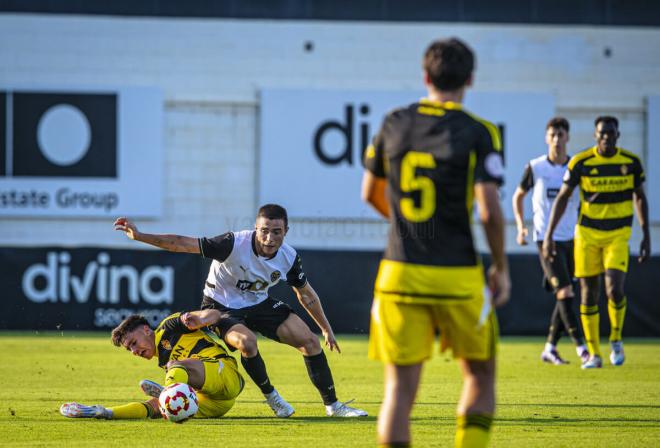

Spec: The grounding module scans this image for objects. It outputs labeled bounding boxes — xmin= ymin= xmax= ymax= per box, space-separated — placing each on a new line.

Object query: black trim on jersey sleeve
xmin=363 ymin=108 xmax=408 ymax=178
xmin=198 ymin=232 xmax=235 ymax=261
xmin=563 ymin=160 xmax=582 ymax=188
xmin=158 ymin=314 xmax=195 ymax=335
xmin=286 ymin=253 xmax=308 ymax=288
xmin=473 ymin=122 xmax=504 ymax=185
xmin=632 ymin=156 xmax=645 ymax=188
xmin=519 ymin=163 xmax=534 ymax=192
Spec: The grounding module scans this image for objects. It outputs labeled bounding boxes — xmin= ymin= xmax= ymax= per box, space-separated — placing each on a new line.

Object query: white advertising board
xmin=0 ymin=87 xmax=163 ymax=218
xmin=260 ymin=88 xmax=554 ymax=220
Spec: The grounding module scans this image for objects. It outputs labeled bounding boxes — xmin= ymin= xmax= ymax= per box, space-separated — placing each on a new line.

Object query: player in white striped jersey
xmin=114 ymin=204 xmax=367 ymax=418
xmin=512 ymin=117 xmax=588 ymax=365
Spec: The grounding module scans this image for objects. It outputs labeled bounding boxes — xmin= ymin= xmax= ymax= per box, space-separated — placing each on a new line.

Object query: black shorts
xmin=201 ymin=296 xmax=294 ymax=345
xmin=537 ymin=240 xmax=575 ymax=293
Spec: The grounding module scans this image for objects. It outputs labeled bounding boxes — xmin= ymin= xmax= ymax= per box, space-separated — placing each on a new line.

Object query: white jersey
xmin=519 ymin=155 xmax=579 ymax=242
xmin=199 ymin=230 xmax=307 ymax=309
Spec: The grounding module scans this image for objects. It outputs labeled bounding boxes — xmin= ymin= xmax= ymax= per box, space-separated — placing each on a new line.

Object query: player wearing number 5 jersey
xmin=362 ymin=38 xmax=510 ymax=448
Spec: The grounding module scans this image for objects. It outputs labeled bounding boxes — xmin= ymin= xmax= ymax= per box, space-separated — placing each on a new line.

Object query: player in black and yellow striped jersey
xmin=362 ymin=37 xmax=510 ymax=448
xmin=59 ymin=311 xmax=244 ymax=420
xmin=543 ymin=116 xmax=650 ymax=369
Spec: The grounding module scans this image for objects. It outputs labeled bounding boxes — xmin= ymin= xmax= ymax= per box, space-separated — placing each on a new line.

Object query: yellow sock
xmin=580 ymin=304 xmax=601 ymax=357
xmin=608 ymin=297 xmax=627 ymax=342
xmin=455 ymin=414 xmax=492 ymax=448
xmin=165 ymin=365 xmax=189 ymax=386
xmin=108 ymin=402 xmax=151 ymax=419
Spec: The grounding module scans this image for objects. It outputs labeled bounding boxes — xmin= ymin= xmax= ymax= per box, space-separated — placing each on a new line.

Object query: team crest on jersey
xmin=271 ymin=271 xmax=281 ymax=282
xmin=620 ymin=164 xmax=628 ymax=175
xmin=161 ymin=340 xmax=172 ymax=350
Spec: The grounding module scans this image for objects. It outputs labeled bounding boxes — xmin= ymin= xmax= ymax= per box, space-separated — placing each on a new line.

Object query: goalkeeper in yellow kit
xmin=60 ymin=310 xmax=244 ymax=419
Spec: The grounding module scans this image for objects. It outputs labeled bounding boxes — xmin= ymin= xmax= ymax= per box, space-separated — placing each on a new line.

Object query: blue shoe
xmin=581 ymin=355 xmax=603 ymax=369
xmin=610 ymin=341 xmax=625 ymax=366
xmin=60 ymin=402 xmax=112 ymax=419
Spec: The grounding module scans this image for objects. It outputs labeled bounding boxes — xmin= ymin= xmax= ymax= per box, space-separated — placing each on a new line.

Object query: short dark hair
xmin=546 ymin=117 xmax=570 ymax=132
xmin=111 ymin=314 xmax=150 ymax=347
xmin=423 ymin=38 xmax=475 ymax=91
xmin=257 ymin=204 xmax=288 ymax=227
xmin=595 ymin=115 xmax=619 ymax=129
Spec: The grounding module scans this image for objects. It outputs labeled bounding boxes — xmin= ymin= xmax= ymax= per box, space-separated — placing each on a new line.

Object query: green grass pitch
xmin=1 ymin=333 xmax=659 ymax=447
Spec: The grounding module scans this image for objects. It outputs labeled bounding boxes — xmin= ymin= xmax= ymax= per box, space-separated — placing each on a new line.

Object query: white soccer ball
xmin=158 ymin=382 xmax=199 ymax=423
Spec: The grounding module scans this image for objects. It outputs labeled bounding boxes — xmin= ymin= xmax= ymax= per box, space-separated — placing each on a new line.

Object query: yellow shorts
xmin=368 ymin=295 xmax=498 ymax=365
xmin=574 ymin=226 xmax=630 ymax=277
xmin=193 ymin=356 xmax=244 ymax=418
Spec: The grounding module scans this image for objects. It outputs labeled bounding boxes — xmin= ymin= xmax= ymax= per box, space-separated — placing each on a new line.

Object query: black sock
xmin=304 ymin=351 xmax=337 ymax=405
xmin=241 ymin=351 xmax=274 ymax=395
xmin=547 ymin=302 xmax=563 ymax=346
xmin=557 ymin=297 xmax=585 ymax=346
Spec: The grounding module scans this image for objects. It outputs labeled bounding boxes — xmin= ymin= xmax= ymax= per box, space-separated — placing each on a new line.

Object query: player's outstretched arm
xmin=293 ymin=282 xmax=340 ymax=353
xmin=474 ymin=182 xmax=510 ymax=308
xmin=633 ymin=186 xmax=651 ymax=263
xmin=113 ymin=217 xmax=200 ymax=254
xmin=512 ymin=186 xmax=529 ymax=246
xmin=361 ymin=171 xmax=390 ymax=218
xmin=541 ymin=184 xmax=573 ymax=262
xmin=181 ymin=309 xmax=222 ymax=330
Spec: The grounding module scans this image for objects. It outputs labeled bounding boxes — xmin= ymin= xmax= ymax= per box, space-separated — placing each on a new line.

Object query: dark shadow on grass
xmin=495 ymin=416 xmax=660 ymax=428
xmin=162 ymin=415 xmax=377 ymax=426
xmin=236 ymin=399 xmax=660 ymax=410
xmin=499 ymin=402 xmax=660 ymax=410
xmin=237 ymin=399 xmax=381 ymax=405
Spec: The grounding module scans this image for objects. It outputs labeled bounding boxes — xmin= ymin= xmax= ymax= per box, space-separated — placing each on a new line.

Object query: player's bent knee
xmin=166 ymin=359 xmax=185 ymax=369
xmin=300 ymin=334 xmax=321 ymax=354
xmin=606 ymin=286 xmax=625 ymax=302
xmin=556 ymin=285 xmax=573 ymax=299
xmin=227 ymin=330 xmax=258 ymax=355
xmin=238 ymin=335 xmax=258 ymax=355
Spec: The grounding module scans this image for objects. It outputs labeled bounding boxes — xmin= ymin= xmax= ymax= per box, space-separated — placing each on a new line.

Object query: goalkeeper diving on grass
xmin=60 ymin=311 xmax=245 ymax=420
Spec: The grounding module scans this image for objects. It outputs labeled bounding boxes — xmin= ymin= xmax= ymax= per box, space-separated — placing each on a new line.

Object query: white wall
xmin=1 ymin=14 xmax=659 ymax=253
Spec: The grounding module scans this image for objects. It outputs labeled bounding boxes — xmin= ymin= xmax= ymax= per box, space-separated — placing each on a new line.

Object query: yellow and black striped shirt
xmin=154 ymin=313 xmax=231 ymax=368
xmin=564 ymin=146 xmax=645 ymax=232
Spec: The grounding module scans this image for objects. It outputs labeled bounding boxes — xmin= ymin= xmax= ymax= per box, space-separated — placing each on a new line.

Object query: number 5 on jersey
xmin=400 ymin=151 xmax=437 ymax=222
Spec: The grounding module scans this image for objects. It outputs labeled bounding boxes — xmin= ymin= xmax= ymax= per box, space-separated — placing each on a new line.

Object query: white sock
xmin=544 ymin=342 xmax=556 ymax=352
xmin=576 ymin=344 xmax=588 ymax=356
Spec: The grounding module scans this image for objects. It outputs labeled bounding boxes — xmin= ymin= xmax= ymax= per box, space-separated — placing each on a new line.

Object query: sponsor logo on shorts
xmin=272 ymin=300 xmax=285 ymax=309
